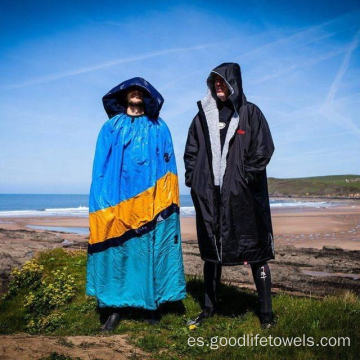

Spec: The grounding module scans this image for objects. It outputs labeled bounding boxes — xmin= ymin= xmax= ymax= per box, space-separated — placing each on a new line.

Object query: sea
xmin=0 ymin=194 xmax=343 ymax=235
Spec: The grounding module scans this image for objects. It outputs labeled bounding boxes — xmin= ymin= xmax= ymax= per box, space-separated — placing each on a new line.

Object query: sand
xmin=183 ymin=204 xmax=360 ymax=250
xmin=3 ymin=201 xmax=359 ymax=249
xmin=2 ymin=203 xmax=360 ymax=247
xmin=0 ymin=334 xmax=149 ymax=360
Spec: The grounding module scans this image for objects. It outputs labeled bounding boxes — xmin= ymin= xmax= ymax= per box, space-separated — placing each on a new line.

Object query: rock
xmin=0 ymin=228 xmax=87 ymax=294
xmin=61 ymin=239 xmax=74 ymax=248
xmin=322 ymin=246 xmax=344 ymax=251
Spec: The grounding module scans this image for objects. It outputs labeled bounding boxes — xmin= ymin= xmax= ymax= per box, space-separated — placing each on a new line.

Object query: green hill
xmin=268 ymin=175 xmax=360 ymax=198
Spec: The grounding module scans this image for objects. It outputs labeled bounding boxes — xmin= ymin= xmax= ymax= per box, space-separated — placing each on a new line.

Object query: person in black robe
xmin=184 ymin=63 xmax=275 ymax=328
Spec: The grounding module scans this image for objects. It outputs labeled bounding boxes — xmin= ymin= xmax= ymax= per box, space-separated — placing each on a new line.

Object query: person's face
xmin=127 ymin=88 xmax=143 ymax=105
xmin=214 ymin=74 xmax=229 ymax=102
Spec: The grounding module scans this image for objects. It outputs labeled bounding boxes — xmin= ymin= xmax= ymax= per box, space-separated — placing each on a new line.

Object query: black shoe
xmin=259 ymin=312 xmax=276 ymax=329
xmin=101 ymin=312 xmax=121 ymax=332
xmin=186 ymin=309 xmax=214 ymax=328
xmin=144 ymin=309 xmax=161 ymax=325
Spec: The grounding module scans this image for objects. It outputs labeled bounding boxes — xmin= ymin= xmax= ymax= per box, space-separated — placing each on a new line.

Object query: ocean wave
xmin=0 ymin=201 xmax=338 ymax=218
xmin=270 ymin=201 xmax=334 ymax=208
xmin=0 ymin=206 xmax=89 ymax=217
xmin=180 ymin=206 xmax=196 ymax=217
xmin=44 ymin=206 xmax=89 ymax=215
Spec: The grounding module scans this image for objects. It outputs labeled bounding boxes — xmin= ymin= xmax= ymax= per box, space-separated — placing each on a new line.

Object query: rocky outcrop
xmin=0 ymin=228 xmax=86 ymax=293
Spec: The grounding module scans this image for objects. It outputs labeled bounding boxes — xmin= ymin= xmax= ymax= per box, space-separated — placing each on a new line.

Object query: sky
xmin=0 ymin=0 xmax=359 ymax=194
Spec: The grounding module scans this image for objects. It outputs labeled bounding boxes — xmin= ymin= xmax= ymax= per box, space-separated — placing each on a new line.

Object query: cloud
xmin=5 ymin=10 xmax=358 ymax=91
xmin=238 ymin=10 xmax=359 ymax=62
xmin=322 ymin=109 xmax=360 ymax=138
xmin=319 ymin=28 xmax=360 ymax=138
xmin=253 ymin=47 xmax=347 ymax=84
xmin=2 ymin=43 xmax=218 ymax=89
xmin=324 ymin=29 xmax=360 ymax=104
xmin=276 ymin=143 xmax=356 ymax=161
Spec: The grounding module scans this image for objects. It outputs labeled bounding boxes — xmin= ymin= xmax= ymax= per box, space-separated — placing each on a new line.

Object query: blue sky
xmin=0 ymin=0 xmax=359 ymax=194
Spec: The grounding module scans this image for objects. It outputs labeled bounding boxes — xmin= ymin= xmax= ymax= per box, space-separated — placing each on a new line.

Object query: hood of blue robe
xmin=102 ymin=77 xmax=164 ymax=120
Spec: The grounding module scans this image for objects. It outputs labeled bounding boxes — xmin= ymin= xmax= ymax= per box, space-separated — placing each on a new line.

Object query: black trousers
xmin=203 ymin=260 xmax=272 ymax=317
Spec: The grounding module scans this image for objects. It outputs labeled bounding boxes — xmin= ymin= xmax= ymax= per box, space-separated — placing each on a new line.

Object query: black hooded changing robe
xmin=184 ymin=63 xmax=275 ymax=265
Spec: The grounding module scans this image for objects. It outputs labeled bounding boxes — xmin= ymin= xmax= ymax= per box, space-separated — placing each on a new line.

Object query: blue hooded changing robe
xmin=86 ymin=77 xmax=186 ymax=309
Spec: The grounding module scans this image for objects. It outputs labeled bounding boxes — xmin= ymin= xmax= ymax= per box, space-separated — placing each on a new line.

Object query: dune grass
xmin=268 ymin=174 xmax=360 ymax=197
xmin=0 ymin=248 xmax=359 ymax=359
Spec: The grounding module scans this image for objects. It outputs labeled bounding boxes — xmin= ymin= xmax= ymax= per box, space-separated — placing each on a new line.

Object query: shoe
xmin=186 ymin=309 xmax=214 ymax=328
xmin=259 ymin=312 xmax=276 ymax=329
xmin=144 ymin=309 xmax=161 ymax=325
xmin=101 ymin=312 xmax=121 ymax=332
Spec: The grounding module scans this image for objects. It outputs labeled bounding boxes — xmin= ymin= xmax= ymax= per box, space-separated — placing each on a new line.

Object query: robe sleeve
xmin=183 ymin=115 xmax=199 ymax=187
xmin=244 ymin=106 xmax=274 ymax=183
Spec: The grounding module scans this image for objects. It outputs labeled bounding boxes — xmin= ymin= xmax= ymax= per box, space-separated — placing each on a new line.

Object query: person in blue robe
xmin=86 ymin=77 xmax=186 ymax=331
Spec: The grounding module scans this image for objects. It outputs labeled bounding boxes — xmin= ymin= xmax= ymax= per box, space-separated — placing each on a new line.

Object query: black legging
xmin=251 ymin=262 xmax=272 ymax=316
xmin=203 ymin=261 xmax=272 ymax=316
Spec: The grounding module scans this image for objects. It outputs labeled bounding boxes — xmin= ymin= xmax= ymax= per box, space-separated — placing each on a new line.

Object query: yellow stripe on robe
xmin=89 ymin=171 xmax=179 ymax=245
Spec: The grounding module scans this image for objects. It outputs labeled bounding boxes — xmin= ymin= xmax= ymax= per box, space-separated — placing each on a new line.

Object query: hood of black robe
xmin=102 ymin=77 xmax=164 ymax=119
xmin=207 ymin=62 xmax=247 ymax=113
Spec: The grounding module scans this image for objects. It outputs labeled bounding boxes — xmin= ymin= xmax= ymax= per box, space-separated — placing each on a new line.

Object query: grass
xmin=268 ymin=174 xmax=360 ymax=197
xmin=0 ymin=248 xmax=359 ymax=359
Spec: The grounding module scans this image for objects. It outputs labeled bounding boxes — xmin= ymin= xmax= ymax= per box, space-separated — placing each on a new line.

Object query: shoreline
xmin=0 ymin=197 xmax=358 ymax=218
xmin=1 ymin=202 xmax=360 ymax=251
xmin=269 ymin=195 xmax=360 ymax=200
xmin=1 ymin=201 xmax=360 ymax=246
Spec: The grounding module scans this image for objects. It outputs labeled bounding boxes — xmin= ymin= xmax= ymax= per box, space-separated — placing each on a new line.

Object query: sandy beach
xmin=1 ymin=200 xmax=360 ymax=296
xmin=183 ymin=203 xmax=360 ymax=250
xmin=2 ymin=201 xmax=360 ymax=247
